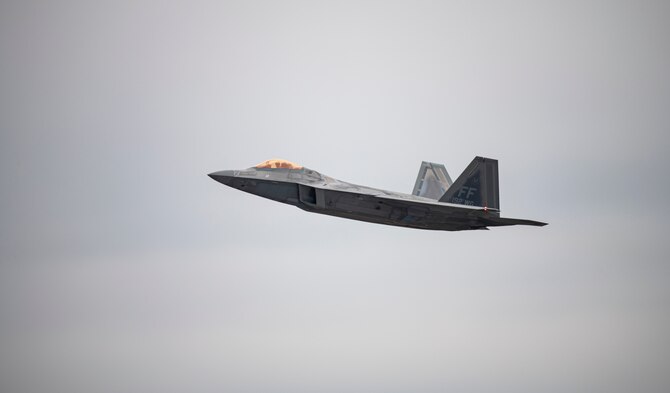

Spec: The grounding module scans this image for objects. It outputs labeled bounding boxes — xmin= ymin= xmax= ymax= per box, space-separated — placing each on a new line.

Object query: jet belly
xmin=298 ymin=188 xmax=414 ymax=228
xmin=294 ymin=184 xmax=481 ymax=230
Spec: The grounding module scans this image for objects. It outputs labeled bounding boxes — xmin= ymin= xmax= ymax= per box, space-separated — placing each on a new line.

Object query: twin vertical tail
xmin=412 ymin=161 xmax=453 ymax=200
xmin=438 ymin=156 xmax=500 ymax=210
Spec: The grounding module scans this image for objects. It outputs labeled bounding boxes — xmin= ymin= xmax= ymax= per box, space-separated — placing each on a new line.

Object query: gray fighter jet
xmin=209 ymin=157 xmax=546 ymax=231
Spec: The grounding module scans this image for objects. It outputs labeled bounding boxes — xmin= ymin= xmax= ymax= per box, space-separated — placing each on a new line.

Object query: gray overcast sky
xmin=1 ymin=1 xmax=669 ymax=392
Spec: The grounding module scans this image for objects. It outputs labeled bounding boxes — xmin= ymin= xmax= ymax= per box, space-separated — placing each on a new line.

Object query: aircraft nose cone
xmin=208 ymin=170 xmax=236 ymax=186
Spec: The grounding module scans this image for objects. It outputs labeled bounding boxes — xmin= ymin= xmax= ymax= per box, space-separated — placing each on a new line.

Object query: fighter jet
xmin=209 ymin=157 xmax=546 ymax=231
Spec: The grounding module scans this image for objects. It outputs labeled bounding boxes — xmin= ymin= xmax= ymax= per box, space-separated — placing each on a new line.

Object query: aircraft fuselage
xmin=209 ymin=163 xmax=546 ymax=231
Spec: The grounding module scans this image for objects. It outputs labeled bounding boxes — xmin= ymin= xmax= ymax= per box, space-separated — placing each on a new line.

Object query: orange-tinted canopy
xmin=255 ymin=159 xmax=303 ymax=170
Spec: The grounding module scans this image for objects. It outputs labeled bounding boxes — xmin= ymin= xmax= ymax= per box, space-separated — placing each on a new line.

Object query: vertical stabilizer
xmin=412 ymin=162 xmax=453 ymax=200
xmin=438 ymin=157 xmax=499 ymax=209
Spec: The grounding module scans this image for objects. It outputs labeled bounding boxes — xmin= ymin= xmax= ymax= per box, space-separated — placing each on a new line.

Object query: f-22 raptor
xmin=209 ymin=157 xmax=546 ymax=231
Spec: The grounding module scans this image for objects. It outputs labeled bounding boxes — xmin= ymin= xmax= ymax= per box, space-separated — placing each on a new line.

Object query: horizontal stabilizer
xmin=483 ymin=216 xmax=548 ymax=227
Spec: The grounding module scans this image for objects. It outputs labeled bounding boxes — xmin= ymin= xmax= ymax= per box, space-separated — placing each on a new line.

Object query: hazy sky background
xmin=1 ymin=1 xmax=669 ymax=392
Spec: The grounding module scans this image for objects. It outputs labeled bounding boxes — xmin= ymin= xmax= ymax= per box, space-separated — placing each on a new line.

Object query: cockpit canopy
xmin=255 ymin=159 xmax=303 ymax=170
